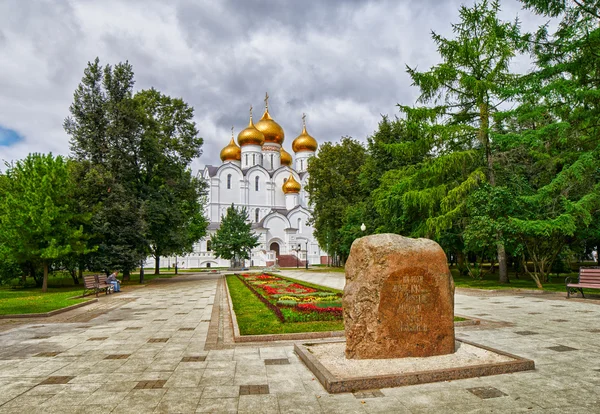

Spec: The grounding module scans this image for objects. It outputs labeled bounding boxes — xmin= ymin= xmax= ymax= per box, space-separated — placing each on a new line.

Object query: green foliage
xmin=0 ymin=154 xmax=89 ymax=291
xmin=64 ymin=58 xmax=208 ymax=276
xmin=305 ymin=137 xmax=367 ymax=263
xmin=210 ymin=205 xmax=259 ymax=268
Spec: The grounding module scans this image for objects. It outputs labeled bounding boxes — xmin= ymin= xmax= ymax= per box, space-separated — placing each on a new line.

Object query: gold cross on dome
xmin=302 ymin=113 xmax=306 ymax=127
xmin=264 ymin=92 xmax=269 ymax=110
xmin=249 ymin=105 xmax=253 ymax=118
xmin=231 ymin=126 xmax=234 ymax=138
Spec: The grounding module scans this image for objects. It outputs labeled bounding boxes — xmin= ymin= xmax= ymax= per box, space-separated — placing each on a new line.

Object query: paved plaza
xmin=0 ymin=270 xmax=599 ymax=413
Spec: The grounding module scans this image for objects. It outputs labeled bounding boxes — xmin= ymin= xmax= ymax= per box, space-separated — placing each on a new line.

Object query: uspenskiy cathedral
xmin=175 ymin=93 xmax=322 ymax=268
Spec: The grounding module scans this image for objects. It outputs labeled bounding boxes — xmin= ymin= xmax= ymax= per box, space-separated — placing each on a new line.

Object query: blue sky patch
xmin=0 ymin=125 xmax=24 ymax=146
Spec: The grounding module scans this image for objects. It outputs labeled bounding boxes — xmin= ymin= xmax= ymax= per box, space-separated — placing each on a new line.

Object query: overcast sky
xmin=0 ymin=0 xmax=550 ymax=173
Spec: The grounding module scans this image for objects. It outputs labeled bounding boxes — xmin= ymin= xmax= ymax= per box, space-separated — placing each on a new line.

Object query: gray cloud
xmin=0 ymin=0 xmax=550 ymax=172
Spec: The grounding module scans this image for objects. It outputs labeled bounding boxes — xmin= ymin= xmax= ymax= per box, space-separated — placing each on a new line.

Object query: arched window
xmin=207 ymin=263 xmax=211 ymax=268
xmin=252 ymin=154 xmax=256 ymax=165
xmin=206 ymin=240 xmax=212 ymax=251
xmin=255 ymin=208 xmax=260 ymax=223
xmin=297 ymin=218 xmax=302 ymax=233
xmin=270 ymin=154 xmax=274 ymax=167
xmin=245 ymin=154 xmax=248 ymax=166
xmin=227 ymin=174 xmax=231 ymax=189
xmin=300 ymin=159 xmax=303 ymax=170
xmin=255 ymin=176 xmax=259 ymax=191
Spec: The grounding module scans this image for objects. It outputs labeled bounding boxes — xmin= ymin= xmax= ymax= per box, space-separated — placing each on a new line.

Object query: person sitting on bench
xmin=107 ymin=270 xmax=121 ymax=292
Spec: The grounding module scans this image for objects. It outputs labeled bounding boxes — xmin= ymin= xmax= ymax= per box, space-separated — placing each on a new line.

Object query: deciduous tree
xmin=210 ymin=205 xmax=259 ymax=268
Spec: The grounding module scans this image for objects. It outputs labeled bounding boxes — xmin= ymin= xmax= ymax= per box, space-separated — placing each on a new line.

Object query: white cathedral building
xmin=159 ymin=94 xmax=323 ymax=269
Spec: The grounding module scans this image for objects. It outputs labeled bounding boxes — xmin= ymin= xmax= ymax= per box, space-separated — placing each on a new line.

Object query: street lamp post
xmin=295 ymin=244 xmax=300 ymax=268
xmin=305 ymin=240 xmax=309 ymax=269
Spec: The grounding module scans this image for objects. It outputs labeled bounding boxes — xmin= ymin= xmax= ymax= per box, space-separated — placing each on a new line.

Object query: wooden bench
xmin=82 ymin=274 xmax=112 ymax=297
xmin=566 ymin=268 xmax=600 ymax=298
xmin=97 ymin=274 xmax=114 ymax=294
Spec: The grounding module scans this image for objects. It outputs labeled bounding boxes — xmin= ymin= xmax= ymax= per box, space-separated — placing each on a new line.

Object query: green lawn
xmin=450 ymin=268 xmax=599 ymax=295
xmin=0 ymin=270 xmax=177 ymax=315
xmin=0 ymin=287 xmax=87 ymax=315
xmin=227 ymin=274 xmax=466 ymax=335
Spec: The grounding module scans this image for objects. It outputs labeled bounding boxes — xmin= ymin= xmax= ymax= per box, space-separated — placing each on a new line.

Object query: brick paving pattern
xmin=0 ymin=271 xmax=600 ymax=412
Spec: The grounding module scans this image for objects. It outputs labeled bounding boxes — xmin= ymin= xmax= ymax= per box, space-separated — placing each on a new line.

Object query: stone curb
xmin=0 ymin=298 xmax=99 ymax=319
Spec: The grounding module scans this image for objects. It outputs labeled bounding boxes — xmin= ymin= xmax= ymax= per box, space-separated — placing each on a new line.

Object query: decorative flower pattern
xmin=238 ymin=273 xmax=343 ymax=322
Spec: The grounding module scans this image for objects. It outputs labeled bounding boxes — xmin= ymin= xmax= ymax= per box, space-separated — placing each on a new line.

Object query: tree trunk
xmin=70 ymin=269 xmax=79 ymax=285
xmin=140 ymin=262 xmax=145 ymax=284
xmin=78 ymin=265 xmax=83 ymax=280
xmin=123 ymin=269 xmax=130 ymax=281
xmin=29 ymin=263 xmax=40 ymax=287
xmin=497 ymin=242 xmax=509 ymax=283
xmin=456 ymin=251 xmax=467 ymax=275
xmin=154 ymin=256 xmax=160 ymax=275
xmin=42 ymin=261 xmax=49 ymax=293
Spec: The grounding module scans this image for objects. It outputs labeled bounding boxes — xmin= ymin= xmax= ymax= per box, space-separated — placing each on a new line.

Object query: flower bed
xmin=236 ymin=273 xmax=343 ymax=323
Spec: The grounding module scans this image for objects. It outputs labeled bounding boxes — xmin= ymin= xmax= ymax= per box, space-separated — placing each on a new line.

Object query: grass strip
xmin=0 ymin=288 xmax=87 ymax=315
xmin=235 ymin=274 xmax=285 ymax=322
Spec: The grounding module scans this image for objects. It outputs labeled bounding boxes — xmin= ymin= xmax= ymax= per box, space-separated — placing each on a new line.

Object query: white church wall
xmin=217 ymin=165 xmax=243 ymax=205
xmin=263 ymin=215 xmax=288 ymax=252
xmin=247 ymin=168 xmax=270 ymax=206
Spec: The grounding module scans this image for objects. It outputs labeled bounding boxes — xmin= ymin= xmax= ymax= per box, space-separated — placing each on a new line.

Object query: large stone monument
xmin=344 ymin=234 xmax=455 ymax=359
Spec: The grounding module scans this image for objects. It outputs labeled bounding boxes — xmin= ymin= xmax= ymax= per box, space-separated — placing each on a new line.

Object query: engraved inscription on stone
xmin=390 ymin=275 xmax=430 ymax=333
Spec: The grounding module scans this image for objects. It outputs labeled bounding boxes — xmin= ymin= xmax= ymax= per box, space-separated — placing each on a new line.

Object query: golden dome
xmin=282 ymin=174 xmax=301 ymax=194
xmin=280 ymin=147 xmax=292 ymax=166
xmin=220 ymin=128 xmax=241 ymax=162
xmin=292 ymin=115 xmax=318 ymax=153
xmin=254 ymin=93 xmax=285 ymax=145
xmin=237 ymin=110 xmax=265 ymax=147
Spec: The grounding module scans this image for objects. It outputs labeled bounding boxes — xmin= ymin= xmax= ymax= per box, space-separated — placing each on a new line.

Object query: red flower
xmin=297 ymin=303 xmax=343 ymax=314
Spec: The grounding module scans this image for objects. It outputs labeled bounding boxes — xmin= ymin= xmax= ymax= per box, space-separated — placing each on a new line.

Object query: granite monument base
xmin=295 ymin=338 xmax=534 ymax=394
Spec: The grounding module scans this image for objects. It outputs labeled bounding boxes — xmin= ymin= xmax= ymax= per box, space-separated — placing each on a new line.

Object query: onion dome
xmin=220 ymin=128 xmax=241 ymax=162
xmin=292 ymin=114 xmax=318 ymax=153
xmin=280 ymin=147 xmax=292 ymax=166
xmin=254 ymin=92 xmax=285 ymax=145
xmin=237 ymin=108 xmax=265 ymax=146
xmin=282 ymin=173 xmax=301 ymax=194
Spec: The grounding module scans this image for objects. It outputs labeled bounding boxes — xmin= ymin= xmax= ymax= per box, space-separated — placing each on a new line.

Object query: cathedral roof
xmin=254 ymin=93 xmax=284 ymax=145
xmin=282 ymin=174 xmax=301 ymax=194
xmin=205 ymin=165 xmax=219 ymax=177
xmin=292 ymin=115 xmax=318 ymax=153
xmin=237 ymin=110 xmax=265 ymax=147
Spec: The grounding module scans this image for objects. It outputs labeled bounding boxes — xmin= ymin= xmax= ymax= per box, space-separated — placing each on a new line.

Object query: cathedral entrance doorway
xmin=269 ymin=242 xmax=280 ymax=258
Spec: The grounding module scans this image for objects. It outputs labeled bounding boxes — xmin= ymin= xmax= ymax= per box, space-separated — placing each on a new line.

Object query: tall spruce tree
xmin=210 ymin=205 xmax=259 ymax=268
xmin=486 ymin=0 xmax=600 ymax=286
xmin=377 ymin=0 xmax=523 ymax=282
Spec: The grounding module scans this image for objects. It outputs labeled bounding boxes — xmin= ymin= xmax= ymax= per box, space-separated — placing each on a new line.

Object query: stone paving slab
xmin=0 ymin=271 xmax=600 ymax=412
